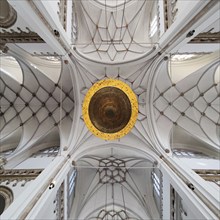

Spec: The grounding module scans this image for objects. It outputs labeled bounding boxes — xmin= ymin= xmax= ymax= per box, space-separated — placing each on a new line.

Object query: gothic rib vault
xmin=0 ymin=0 xmax=220 ymax=219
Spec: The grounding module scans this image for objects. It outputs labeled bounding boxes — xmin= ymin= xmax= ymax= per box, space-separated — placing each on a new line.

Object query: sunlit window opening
xmin=149 ymin=16 xmax=158 ymax=37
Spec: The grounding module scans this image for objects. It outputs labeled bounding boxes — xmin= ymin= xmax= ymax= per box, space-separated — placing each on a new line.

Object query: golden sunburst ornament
xmin=82 ymin=79 xmax=138 ymax=140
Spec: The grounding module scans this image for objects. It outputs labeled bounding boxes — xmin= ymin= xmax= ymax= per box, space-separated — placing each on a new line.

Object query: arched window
xmin=172 ymin=149 xmax=209 ymax=159
xmin=0 ymin=186 xmax=13 ymax=215
xmin=67 ymin=168 xmax=77 ymax=217
xmin=31 ymin=146 xmax=60 ymax=158
xmin=151 ymin=169 xmax=162 ymax=217
xmin=149 ymin=1 xmax=158 ymax=38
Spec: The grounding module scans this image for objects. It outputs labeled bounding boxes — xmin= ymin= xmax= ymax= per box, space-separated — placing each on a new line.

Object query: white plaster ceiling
xmin=0 ymin=44 xmax=74 ymax=159
xmin=0 ymin=0 xmax=219 ymax=218
xmin=69 ymin=56 xmax=158 ymax=160
xmin=71 ymin=146 xmax=160 ymax=220
xmin=154 ymin=56 xmax=220 ymax=151
xmin=73 ymin=0 xmax=155 ymax=63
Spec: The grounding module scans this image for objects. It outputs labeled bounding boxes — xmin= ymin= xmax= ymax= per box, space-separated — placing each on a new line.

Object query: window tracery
xmin=67 ymin=169 xmax=77 ymax=217
xmin=172 ymin=149 xmax=210 ymax=158
xmin=31 ymin=146 xmax=60 ymax=158
xmin=151 ymin=169 xmax=163 ymax=217
xmin=149 ymin=1 xmax=159 ymax=38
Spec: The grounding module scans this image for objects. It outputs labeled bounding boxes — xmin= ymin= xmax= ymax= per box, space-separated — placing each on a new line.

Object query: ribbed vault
xmin=73 ymin=0 xmax=156 ymax=63
xmin=70 ymin=57 xmax=156 ymax=156
xmin=0 ymin=45 xmax=74 ymax=161
xmin=153 ymin=56 xmax=220 ymax=151
xmin=70 ymin=147 xmax=160 ymax=220
xmin=0 ymin=1 xmax=219 ymax=219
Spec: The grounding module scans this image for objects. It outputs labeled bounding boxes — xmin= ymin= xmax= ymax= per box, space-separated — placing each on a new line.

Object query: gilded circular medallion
xmin=82 ymin=79 xmax=138 ymax=140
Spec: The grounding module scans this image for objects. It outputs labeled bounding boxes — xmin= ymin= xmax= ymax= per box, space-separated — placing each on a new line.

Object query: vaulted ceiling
xmin=74 ymin=0 xmax=155 ymax=62
xmin=0 ymin=0 xmax=219 ymax=218
xmin=0 ymin=45 xmax=74 ymax=160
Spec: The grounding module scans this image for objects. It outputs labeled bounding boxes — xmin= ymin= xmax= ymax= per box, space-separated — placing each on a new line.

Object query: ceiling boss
xmin=82 ymin=79 xmax=138 ymax=140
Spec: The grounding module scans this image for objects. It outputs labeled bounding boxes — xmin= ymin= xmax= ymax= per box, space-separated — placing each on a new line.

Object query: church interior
xmin=0 ymin=0 xmax=219 ymax=219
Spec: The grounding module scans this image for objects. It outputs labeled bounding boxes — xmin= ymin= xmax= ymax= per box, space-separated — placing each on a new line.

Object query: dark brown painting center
xmin=88 ymin=87 xmax=132 ymax=133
